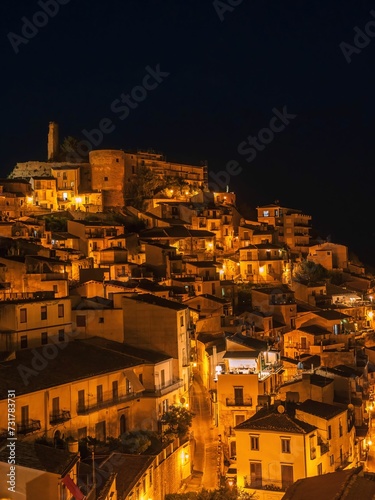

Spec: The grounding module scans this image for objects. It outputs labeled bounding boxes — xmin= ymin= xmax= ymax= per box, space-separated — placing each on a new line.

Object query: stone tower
xmin=47 ymin=121 xmax=59 ymax=161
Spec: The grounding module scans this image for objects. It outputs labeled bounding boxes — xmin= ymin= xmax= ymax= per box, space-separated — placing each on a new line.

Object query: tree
xmin=42 ymin=214 xmax=68 ymax=232
xmin=125 ymin=165 xmax=164 ymax=210
xmin=59 ymin=136 xmax=87 ymax=162
xmin=119 ymin=430 xmax=155 ymax=454
xmin=161 ymin=405 xmax=195 ymax=442
xmin=292 ymin=259 xmax=328 ymax=283
xmin=125 ymin=165 xmax=192 ymax=210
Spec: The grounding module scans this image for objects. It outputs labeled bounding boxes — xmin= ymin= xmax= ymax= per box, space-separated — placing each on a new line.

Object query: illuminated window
xmin=263 ymin=210 xmax=269 ymax=217
xmin=249 ymin=462 xmax=262 ymax=488
xmin=250 ymin=435 xmax=259 ymax=451
xmin=112 ymin=381 xmax=118 ymax=401
xmin=20 ymin=308 xmax=27 ymax=323
xmin=97 ymin=385 xmax=103 ymax=404
xmin=41 ymin=305 xmax=47 ymax=320
xmin=235 ymin=415 xmax=245 ymax=426
xmin=281 ymin=438 xmax=291 ymax=453
xmin=58 ymin=304 xmax=64 ymax=318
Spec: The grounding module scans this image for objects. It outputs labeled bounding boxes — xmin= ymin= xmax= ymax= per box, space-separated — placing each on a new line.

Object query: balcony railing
xmin=0 ymin=291 xmax=55 ymax=301
xmin=226 ymin=397 xmax=253 ymax=407
xmin=243 ymin=476 xmax=286 ymax=491
xmin=319 ymin=441 xmax=330 ymax=455
xmin=77 ymin=391 xmax=139 ymax=414
xmin=17 ymin=419 xmax=41 ymax=434
xmin=270 ymin=297 xmax=295 ymax=305
xmin=335 ymin=452 xmax=351 ymax=470
xmin=40 ymin=272 xmax=68 ymax=281
xmin=50 ymin=410 xmax=71 ymax=425
xmin=143 ymin=379 xmax=184 ymax=398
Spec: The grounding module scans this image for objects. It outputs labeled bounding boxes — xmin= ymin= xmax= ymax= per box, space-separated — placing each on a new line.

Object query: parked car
xmin=225 ymin=466 xmax=237 ymax=486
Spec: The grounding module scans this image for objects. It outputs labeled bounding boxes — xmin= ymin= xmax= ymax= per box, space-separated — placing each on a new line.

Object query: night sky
xmin=1 ymin=0 xmax=375 ymax=265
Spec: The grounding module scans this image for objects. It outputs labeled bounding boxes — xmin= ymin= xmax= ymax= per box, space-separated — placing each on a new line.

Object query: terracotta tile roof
xmin=297 ymin=399 xmax=346 ymax=419
xmin=235 ymin=406 xmax=317 ymax=434
xmin=0 ymin=442 xmax=78 ymax=475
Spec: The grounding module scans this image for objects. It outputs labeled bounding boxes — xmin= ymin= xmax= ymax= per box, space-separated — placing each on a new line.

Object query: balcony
xmin=0 ymin=291 xmax=56 ymax=301
xmin=226 ymin=396 xmax=253 ymax=407
xmin=77 ymin=391 xmax=139 ymax=415
xmin=40 ymin=272 xmax=68 ymax=281
xmin=243 ymin=476 xmax=286 ymax=491
xmin=287 ymin=342 xmax=310 ymax=351
xmin=17 ymin=419 xmax=41 ymax=435
xmin=143 ymin=379 xmax=184 ymax=398
xmin=50 ymin=410 xmax=71 ymax=425
xmin=335 ymin=452 xmax=351 ymax=470
xmin=318 ymin=439 xmax=330 ymax=455
xmin=270 ymin=297 xmax=295 ymax=305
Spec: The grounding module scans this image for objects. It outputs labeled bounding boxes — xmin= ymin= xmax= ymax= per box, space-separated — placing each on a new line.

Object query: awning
xmin=124 ymin=369 xmax=145 ymax=393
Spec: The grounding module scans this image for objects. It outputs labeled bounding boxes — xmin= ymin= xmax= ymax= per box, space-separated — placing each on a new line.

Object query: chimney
xmin=48 ymin=122 xmax=59 ymax=161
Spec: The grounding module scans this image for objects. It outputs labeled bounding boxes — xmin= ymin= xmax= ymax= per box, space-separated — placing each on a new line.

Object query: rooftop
xmin=235 ymin=405 xmax=317 ymax=434
xmin=297 ymin=398 xmax=346 ymax=419
xmin=84 ymin=337 xmax=172 ymax=364
xmin=0 ymin=340 xmax=144 ymax=398
xmin=122 ymin=293 xmax=187 ymax=311
xmin=0 ymin=442 xmax=78 ymax=475
xmin=282 ymin=467 xmax=375 ymax=500
xmin=98 ymin=453 xmax=154 ymax=500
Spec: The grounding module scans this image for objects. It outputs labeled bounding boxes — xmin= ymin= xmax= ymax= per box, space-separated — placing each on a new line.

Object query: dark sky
xmin=1 ymin=0 xmax=375 ymax=265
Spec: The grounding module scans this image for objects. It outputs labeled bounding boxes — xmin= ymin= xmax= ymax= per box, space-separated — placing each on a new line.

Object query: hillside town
xmin=1 ymin=122 xmax=375 ymax=499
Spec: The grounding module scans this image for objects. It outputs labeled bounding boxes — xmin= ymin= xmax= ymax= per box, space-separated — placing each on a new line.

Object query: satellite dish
xmin=277 ymin=405 xmax=285 ymax=414
xmin=348 ymin=404 xmax=354 ymax=411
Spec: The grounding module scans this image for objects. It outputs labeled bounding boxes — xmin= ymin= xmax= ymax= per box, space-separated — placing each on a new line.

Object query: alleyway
xmin=183 ymin=375 xmax=220 ymax=492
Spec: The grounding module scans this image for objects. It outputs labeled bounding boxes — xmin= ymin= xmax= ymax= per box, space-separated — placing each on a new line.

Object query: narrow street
xmin=183 ymin=374 xmax=220 ymax=492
